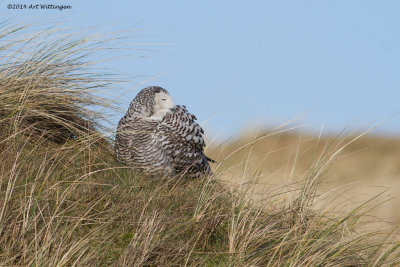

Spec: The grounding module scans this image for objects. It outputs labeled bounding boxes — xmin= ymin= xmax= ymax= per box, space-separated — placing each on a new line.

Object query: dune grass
xmin=1 ymin=21 xmax=400 ymax=266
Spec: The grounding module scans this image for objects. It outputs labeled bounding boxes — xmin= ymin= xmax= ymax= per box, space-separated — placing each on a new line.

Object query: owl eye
xmin=161 ymin=98 xmax=166 ymax=101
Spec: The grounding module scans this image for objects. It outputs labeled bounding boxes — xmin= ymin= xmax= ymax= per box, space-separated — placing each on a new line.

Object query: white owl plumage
xmin=115 ymin=86 xmax=212 ymax=177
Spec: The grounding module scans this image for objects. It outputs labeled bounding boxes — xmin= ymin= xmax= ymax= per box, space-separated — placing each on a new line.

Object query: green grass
xmin=0 ymin=21 xmax=400 ymax=266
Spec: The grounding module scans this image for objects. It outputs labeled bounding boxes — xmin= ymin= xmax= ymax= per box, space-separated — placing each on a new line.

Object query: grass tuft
xmin=0 ymin=21 xmax=399 ymax=266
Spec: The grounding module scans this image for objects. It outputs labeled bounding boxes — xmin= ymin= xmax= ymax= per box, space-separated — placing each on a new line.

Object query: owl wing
xmin=157 ymin=105 xmax=211 ymax=176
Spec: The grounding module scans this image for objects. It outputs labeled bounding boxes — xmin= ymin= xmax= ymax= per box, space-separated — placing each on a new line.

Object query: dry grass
xmin=1 ymin=21 xmax=400 ymax=266
xmin=208 ymin=129 xmax=400 ymax=228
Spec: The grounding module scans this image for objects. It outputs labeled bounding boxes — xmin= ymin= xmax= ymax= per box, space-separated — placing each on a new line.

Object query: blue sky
xmin=3 ymin=1 xmax=400 ymax=138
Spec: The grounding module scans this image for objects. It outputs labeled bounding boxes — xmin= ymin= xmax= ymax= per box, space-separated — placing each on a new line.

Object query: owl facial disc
xmin=150 ymin=91 xmax=176 ymax=121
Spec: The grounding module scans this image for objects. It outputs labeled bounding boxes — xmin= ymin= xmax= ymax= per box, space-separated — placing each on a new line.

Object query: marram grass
xmin=0 ymin=21 xmax=400 ymax=266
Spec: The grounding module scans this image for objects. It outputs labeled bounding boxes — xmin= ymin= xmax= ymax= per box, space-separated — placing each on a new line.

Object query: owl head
xmin=127 ymin=86 xmax=176 ymax=120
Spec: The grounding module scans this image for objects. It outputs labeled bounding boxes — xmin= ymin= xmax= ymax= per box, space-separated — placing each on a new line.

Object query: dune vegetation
xmin=1 ymin=22 xmax=400 ymax=266
xmin=208 ymin=128 xmax=400 ymax=230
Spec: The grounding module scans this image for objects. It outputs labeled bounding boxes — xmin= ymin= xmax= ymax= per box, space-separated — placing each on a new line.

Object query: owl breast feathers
xmin=115 ymin=86 xmax=212 ymax=178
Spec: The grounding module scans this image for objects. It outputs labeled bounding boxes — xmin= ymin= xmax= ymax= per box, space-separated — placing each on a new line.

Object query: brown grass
xmin=1 ymin=21 xmax=400 ymax=266
xmin=207 ymin=129 xmax=400 ymax=228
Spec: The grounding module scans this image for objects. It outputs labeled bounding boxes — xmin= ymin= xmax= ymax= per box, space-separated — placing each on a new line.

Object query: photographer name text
xmin=7 ymin=4 xmax=72 ymax=11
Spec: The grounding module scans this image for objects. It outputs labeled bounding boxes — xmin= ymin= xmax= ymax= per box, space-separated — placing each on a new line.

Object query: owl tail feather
xmin=206 ymin=156 xmax=216 ymax=163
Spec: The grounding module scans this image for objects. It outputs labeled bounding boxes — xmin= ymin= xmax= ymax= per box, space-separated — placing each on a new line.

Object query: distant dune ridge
xmin=208 ymin=130 xmax=400 ymax=225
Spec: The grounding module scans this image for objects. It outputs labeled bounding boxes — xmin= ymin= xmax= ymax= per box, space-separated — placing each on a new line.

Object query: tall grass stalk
xmin=0 ymin=21 xmax=399 ymax=266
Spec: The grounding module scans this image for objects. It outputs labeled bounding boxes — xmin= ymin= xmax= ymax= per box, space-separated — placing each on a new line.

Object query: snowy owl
xmin=115 ymin=86 xmax=213 ymax=177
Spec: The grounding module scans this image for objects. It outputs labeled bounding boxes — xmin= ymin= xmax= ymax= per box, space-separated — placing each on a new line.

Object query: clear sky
xmin=3 ymin=1 xmax=400 ymax=138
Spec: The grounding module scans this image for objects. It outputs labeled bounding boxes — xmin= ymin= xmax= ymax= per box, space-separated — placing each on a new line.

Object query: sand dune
xmin=208 ymin=130 xmax=400 ymax=227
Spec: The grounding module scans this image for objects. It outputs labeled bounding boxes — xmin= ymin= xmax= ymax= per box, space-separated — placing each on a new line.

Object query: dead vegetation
xmin=0 ymin=21 xmax=400 ymax=266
